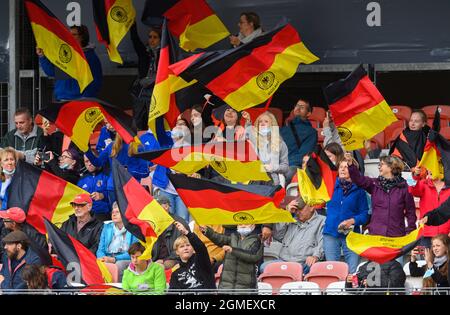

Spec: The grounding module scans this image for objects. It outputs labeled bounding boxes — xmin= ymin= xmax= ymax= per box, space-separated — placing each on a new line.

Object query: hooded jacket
xmin=280 ymin=117 xmax=317 ymax=167
xmin=1 ymin=247 xmax=42 ymax=290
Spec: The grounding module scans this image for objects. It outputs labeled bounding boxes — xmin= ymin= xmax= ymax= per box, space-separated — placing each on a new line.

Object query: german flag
xmin=44 ymin=219 xmax=112 ymax=285
xmin=134 ymin=140 xmax=271 ymax=183
xmin=169 ymin=173 xmax=295 ymax=225
xmin=419 ymin=130 xmax=450 ymax=184
xmin=25 ymin=0 xmax=93 ymax=92
xmin=39 ymin=98 xmax=140 ymax=152
xmin=7 ymin=160 xmax=88 ymax=235
xmin=324 ymin=65 xmax=398 ymax=151
xmin=141 ymin=0 xmax=229 ymax=52
xmin=112 ymin=159 xmax=174 ymax=260
xmin=174 ymin=22 xmax=319 ymax=111
xmin=297 ymin=149 xmax=337 ymax=206
xmin=389 ymin=132 xmax=421 ymax=168
xmin=346 ymin=226 xmax=424 ymax=264
xmin=92 ymin=0 xmax=136 ymax=64
xmin=80 ymin=284 xmax=126 ymax=295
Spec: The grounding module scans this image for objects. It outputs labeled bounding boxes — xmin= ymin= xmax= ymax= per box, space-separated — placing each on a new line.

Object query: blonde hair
xmin=0 ymin=147 xmax=19 ymax=182
xmin=253 ymin=112 xmax=281 ymax=153
xmin=173 ymin=235 xmax=190 ymax=251
xmin=111 ymin=134 xmax=141 ymax=157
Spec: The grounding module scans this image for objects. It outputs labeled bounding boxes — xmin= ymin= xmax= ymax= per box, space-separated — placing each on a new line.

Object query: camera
xmin=38 ymin=150 xmax=50 ymax=162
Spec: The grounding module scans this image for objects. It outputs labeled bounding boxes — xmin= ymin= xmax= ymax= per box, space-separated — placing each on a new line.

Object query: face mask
xmin=171 ymin=129 xmax=184 ymax=139
xmin=59 ymin=163 xmax=71 ymax=170
xmin=2 ymin=168 xmax=15 ymax=176
xmin=259 ymin=127 xmax=271 ymax=136
xmin=237 ymin=227 xmax=253 ymax=237
xmin=192 ymin=117 xmax=202 ymax=127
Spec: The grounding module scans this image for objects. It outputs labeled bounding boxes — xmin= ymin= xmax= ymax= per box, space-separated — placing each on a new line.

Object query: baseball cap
xmin=70 ymin=193 xmax=92 ymax=206
xmin=0 ymin=207 xmax=26 ymax=223
xmin=2 ymin=230 xmax=29 ymax=243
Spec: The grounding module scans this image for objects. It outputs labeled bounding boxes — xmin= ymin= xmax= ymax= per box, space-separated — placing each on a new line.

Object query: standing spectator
xmin=191 ymin=222 xmax=225 ymax=273
xmin=229 ymin=12 xmax=263 ymax=47
xmin=345 ymin=153 xmax=416 ymax=237
xmin=214 ymin=105 xmax=246 ymax=141
xmin=323 ymin=159 xmax=369 ymax=273
xmin=95 ymin=121 xmax=115 ymax=154
xmin=280 ymin=99 xmax=318 ymax=184
xmin=35 ymin=147 xmax=81 ymax=184
xmin=409 ymin=167 xmax=450 ymax=247
xmin=96 ymin=202 xmax=138 ymax=281
xmin=190 ymin=104 xmax=215 ymax=144
xmin=0 ymin=148 xmax=19 ymax=210
xmin=77 ymin=155 xmax=111 ymax=222
xmin=60 ymin=194 xmax=103 ymax=254
xmin=323 ymin=142 xmax=344 ymax=166
xmin=122 ymin=242 xmax=166 ymax=293
xmin=169 ymin=222 xmax=216 ymax=291
xmin=0 ymin=231 xmax=42 ymax=290
xmin=36 ymin=25 xmax=103 ymax=101
xmin=21 ymin=264 xmax=67 ymax=290
xmin=1 ymin=108 xmax=44 ymax=164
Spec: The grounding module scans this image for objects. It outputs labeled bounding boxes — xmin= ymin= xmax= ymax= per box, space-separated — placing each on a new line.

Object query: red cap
xmin=70 ymin=193 xmax=92 ymax=205
xmin=0 ymin=207 xmax=26 ymax=223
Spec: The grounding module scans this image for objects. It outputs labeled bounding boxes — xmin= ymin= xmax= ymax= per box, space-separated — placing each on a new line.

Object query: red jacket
xmin=409 ymin=176 xmax=450 ymax=237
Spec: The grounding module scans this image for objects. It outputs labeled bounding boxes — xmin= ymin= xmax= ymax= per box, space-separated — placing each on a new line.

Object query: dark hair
xmin=149 ymin=27 xmax=162 ymax=39
xmin=380 ymin=155 xmax=404 ymax=175
xmin=15 ymin=107 xmax=32 ymax=119
xmin=410 ymin=109 xmax=427 ymax=124
xmin=297 ymin=99 xmax=312 ymax=113
xmin=70 ymin=25 xmax=90 ymax=48
xmin=128 ymin=242 xmax=146 ymax=255
xmin=241 ymin=12 xmax=261 ymax=30
xmin=324 ymin=142 xmax=344 ymax=164
xmin=21 ymin=265 xmax=48 ymax=289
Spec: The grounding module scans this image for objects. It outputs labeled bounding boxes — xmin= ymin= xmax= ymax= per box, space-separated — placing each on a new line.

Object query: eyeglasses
xmin=59 ymin=155 xmax=72 ymax=160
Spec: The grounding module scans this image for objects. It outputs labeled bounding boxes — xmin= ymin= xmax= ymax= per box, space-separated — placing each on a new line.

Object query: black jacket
xmin=45 ymin=159 xmax=80 ymax=185
xmin=409 ymin=260 xmax=449 ymax=287
xmin=152 ymin=214 xmax=189 ymax=262
xmin=169 ymin=232 xmax=215 ymax=291
xmin=60 ymin=215 xmax=103 ymax=254
xmin=426 ymin=196 xmax=450 ymax=226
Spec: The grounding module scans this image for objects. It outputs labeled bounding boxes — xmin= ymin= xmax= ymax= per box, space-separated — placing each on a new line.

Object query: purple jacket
xmin=348 ymin=165 xmax=416 ymax=237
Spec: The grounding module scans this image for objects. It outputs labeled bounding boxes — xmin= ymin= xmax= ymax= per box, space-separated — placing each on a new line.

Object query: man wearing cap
xmin=0 ymin=230 xmax=42 ymax=290
xmin=35 ymin=147 xmax=81 ymax=184
xmin=151 ymin=195 xmax=190 ymax=269
xmin=60 ymin=193 xmax=103 ymax=254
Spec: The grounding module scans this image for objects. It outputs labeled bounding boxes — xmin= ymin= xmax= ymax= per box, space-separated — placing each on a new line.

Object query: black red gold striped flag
xmin=419 ymin=130 xmax=450 ymax=185
xmin=169 ymin=173 xmax=295 ymax=225
xmin=39 ymin=99 xmax=140 ymax=152
xmin=92 ymin=0 xmax=136 ymax=64
xmin=25 ymin=0 xmax=93 ymax=92
xmin=112 ymin=159 xmax=174 ymax=260
xmin=389 ymin=132 xmax=420 ymax=168
xmin=7 ymin=160 xmax=88 ymax=235
xmin=141 ymin=0 xmax=229 ymax=52
xmin=324 ymin=64 xmax=398 ymax=151
xmin=134 ymin=140 xmax=271 ymax=183
xmin=346 ymin=226 xmax=424 ymax=264
xmin=297 ymin=149 xmax=337 ymax=205
xmin=172 ymin=22 xmax=319 ymax=111
xmin=44 ymin=219 xmax=112 ymax=285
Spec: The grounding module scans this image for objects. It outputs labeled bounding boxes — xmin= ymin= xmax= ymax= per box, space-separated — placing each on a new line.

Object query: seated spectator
xmin=409 ymin=234 xmax=449 ymax=290
xmin=96 ymin=202 xmax=138 ymax=281
xmin=1 ymin=108 xmax=44 ymax=164
xmin=122 ymin=242 xmax=166 ymax=293
xmin=152 ymin=196 xmax=190 ymax=270
xmin=0 ymin=231 xmax=42 ymax=290
xmin=202 ymin=224 xmax=263 ymax=291
xmin=261 ymin=196 xmax=325 ymax=275
xmin=230 ymin=12 xmax=263 ymax=47
xmin=60 ymin=194 xmax=103 ymax=254
xmin=324 ymin=159 xmax=369 ymax=273
xmin=78 ymin=155 xmax=111 ymax=222
xmin=21 ymin=264 xmax=67 ymax=290
xmin=0 ymin=148 xmax=19 ymax=210
xmin=169 ymin=222 xmax=216 ymax=291
xmin=280 ymin=99 xmax=318 ymax=184
xmin=35 ymin=147 xmax=82 ymax=184
xmin=390 ymin=109 xmax=430 ymax=169
xmin=95 ymin=122 xmax=115 ymax=154
xmin=191 ymin=222 xmax=225 ymax=273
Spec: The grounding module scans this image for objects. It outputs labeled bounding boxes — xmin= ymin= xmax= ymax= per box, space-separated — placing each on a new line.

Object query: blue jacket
xmin=1 ymin=248 xmax=42 ymax=290
xmin=0 ymin=180 xmax=10 ymax=210
xmin=39 ymin=48 xmax=103 ymax=101
xmin=96 ymin=221 xmax=139 ymax=261
xmin=324 ymin=179 xmax=370 ymax=238
xmin=96 ymin=126 xmax=115 ymax=154
xmin=280 ymin=117 xmax=318 ymax=167
xmin=77 ymin=171 xmax=110 ymax=214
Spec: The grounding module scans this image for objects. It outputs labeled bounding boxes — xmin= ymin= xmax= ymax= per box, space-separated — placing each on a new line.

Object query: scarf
xmin=378 ymin=175 xmax=405 ymax=192
xmin=238 ymin=28 xmax=263 ymax=45
xmin=403 ymin=126 xmax=429 ymax=161
xmin=108 ymin=225 xmax=128 ymax=254
xmin=433 ymin=255 xmax=448 ymax=268
xmin=339 ymin=178 xmax=353 ymax=195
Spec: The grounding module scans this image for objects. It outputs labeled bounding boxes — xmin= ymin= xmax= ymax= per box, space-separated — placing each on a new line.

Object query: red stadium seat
xmin=422 ymin=105 xmax=450 ymax=127
xmin=384 ymin=120 xmax=404 ymax=148
xmin=104 ymin=263 xmax=119 ymax=283
xmin=258 ymin=261 xmax=303 ymax=293
xmin=316 ymin=128 xmax=325 ymax=144
xmin=268 ymin=108 xmax=283 ymax=126
xmin=304 ymin=261 xmax=349 ymax=289
xmin=370 ymin=131 xmax=385 ymax=149
xmin=390 ymin=105 xmax=412 ymax=123
xmin=89 ymin=131 xmax=101 ymax=151
xmin=243 ymin=107 xmax=283 ymax=126
xmin=308 ymin=107 xmax=326 ymax=128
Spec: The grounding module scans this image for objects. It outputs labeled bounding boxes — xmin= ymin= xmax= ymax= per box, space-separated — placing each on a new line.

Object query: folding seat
xmin=268 ymin=107 xmax=283 ymax=126
xmin=423 ymin=105 xmax=450 ymax=127
xmin=440 ymin=126 xmax=450 ymax=141
xmin=304 ymin=261 xmax=349 ymax=289
xmin=384 ymin=120 xmax=404 ymax=148
xmin=279 ymin=281 xmax=321 ymax=295
xmin=390 ymin=105 xmax=412 ymax=122
xmin=258 ymin=261 xmax=303 ymax=293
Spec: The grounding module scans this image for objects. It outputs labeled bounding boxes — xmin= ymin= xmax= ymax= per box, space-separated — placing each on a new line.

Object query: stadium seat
xmin=403 ymin=261 xmax=426 ymax=293
xmin=258 ymin=261 xmax=303 ymax=292
xmin=369 ymin=131 xmax=385 ymax=150
xmin=279 ymin=281 xmax=321 ymax=295
xmin=440 ymin=126 xmax=450 ymax=140
xmin=390 ymin=105 xmax=412 ymax=122
xmin=257 ymin=282 xmax=273 ymax=295
xmin=384 ymin=120 xmax=404 ymax=148
xmin=304 ymin=261 xmax=349 ymax=289
xmin=268 ymin=108 xmax=283 ymax=126
xmin=309 ymin=107 xmax=326 ymax=128
xmin=243 ymin=107 xmax=284 ymax=126
xmin=316 ymin=128 xmax=325 ymax=144
xmin=422 ymin=105 xmax=450 ymax=127
xmin=325 ymin=281 xmax=347 ymax=295
xmin=104 ymin=263 xmax=119 ymax=283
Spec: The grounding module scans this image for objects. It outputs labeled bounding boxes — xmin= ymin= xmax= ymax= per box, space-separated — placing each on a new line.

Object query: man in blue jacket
xmin=36 ymin=25 xmax=103 ymax=101
xmin=280 ymin=99 xmax=318 ymax=183
xmin=0 ymin=231 xmax=42 ymax=290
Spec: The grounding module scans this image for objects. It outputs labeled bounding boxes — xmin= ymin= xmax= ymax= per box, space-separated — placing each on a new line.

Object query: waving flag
xmin=134 ymin=140 xmax=271 ymax=183
xmin=324 ymin=65 xmax=398 ymax=151
xmin=25 ymin=0 xmax=93 ymax=92
xmin=419 ymin=130 xmax=450 ymax=185
xmin=7 ymin=160 xmax=88 ymax=235
xmin=169 ymin=173 xmax=294 ymax=225
xmin=93 ymin=0 xmax=136 ymax=64
xmin=142 ymin=0 xmax=229 ymax=52
xmin=346 ymin=226 xmax=424 ymax=264
xmin=173 ymin=22 xmax=319 ymax=111
xmin=39 ymin=99 xmax=140 ymax=152
xmin=44 ymin=219 xmax=112 ymax=285
xmin=297 ymin=149 xmax=337 ymax=205
xmin=112 ymin=159 xmax=174 ymax=260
